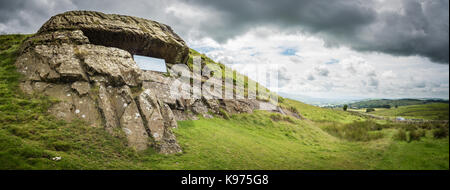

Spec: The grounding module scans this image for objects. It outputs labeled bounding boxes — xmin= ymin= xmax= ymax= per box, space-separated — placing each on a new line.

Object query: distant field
xmin=367 ymin=103 xmax=449 ymax=120
xmin=348 ymin=98 xmax=448 ymax=109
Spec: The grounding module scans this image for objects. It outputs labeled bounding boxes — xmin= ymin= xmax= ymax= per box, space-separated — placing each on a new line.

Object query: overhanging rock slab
xmin=37 ymin=11 xmax=189 ymax=65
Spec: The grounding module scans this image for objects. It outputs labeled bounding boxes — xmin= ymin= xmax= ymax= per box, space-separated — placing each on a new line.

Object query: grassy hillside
xmin=280 ymin=99 xmax=363 ymax=123
xmin=1 ymin=34 xmax=448 ymax=170
xmin=367 ymin=103 xmax=449 ymax=120
xmin=348 ymin=98 xmax=448 ymax=109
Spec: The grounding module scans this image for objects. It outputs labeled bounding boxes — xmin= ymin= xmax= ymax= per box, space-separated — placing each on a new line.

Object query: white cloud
xmin=189 ymin=27 xmax=449 ymax=99
xmin=381 ymin=70 xmax=396 ymax=79
xmin=314 ymin=65 xmax=330 ymax=77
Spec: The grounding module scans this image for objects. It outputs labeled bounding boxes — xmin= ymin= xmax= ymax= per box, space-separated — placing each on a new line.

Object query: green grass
xmin=320 ymin=121 xmax=385 ymax=142
xmin=375 ymin=137 xmax=449 ymax=170
xmin=370 ymin=103 xmax=449 ymax=120
xmin=140 ymin=113 xmax=448 ymax=170
xmin=280 ymin=99 xmax=363 ymax=123
xmin=144 ymin=112 xmax=376 ymax=169
xmin=0 ymin=34 xmax=448 ymax=170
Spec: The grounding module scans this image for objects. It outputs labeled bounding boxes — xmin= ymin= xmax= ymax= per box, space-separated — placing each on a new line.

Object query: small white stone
xmin=75 ymin=109 xmax=80 ymax=114
xmin=67 ymin=93 xmax=71 ymax=97
xmin=123 ymin=103 xmax=128 ymax=107
xmin=153 ymin=133 xmax=159 ymax=138
xmin=82 ymin=114 xmax=86 ymax=118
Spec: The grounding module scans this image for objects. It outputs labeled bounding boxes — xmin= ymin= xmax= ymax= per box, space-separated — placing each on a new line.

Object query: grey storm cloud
xmin=1 ymin=0 xmax=448 ymax=63
xmin=184 ymin=0 xmax=449 ymax=63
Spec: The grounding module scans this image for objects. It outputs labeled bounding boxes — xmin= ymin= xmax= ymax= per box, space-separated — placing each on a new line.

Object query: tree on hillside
xmin=343 ymin=104 xmax=348 ymax=111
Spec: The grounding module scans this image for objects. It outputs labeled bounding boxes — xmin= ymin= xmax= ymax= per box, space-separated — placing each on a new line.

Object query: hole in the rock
xmin=133 ymin=55 xmax=167 ymax=73
xmin=81 ymin=28 xmax=172 ymax=62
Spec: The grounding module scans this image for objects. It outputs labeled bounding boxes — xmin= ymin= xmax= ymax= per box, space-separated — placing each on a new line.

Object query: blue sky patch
xmin=281 ymin=48 xmax=297 ymax=56
xmin=194 ymin=47 xmax=217 ymax=54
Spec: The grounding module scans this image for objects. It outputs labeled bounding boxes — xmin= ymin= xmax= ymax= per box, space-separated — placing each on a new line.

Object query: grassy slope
xmin=0 ymin=34 xmax=448 ymax=170
xmin=281 ymin=99 xmax=363 ymax=123
xmin=375 ymin=136 xmax=449 ymax=169
xmin=148 ymin=112 xmax=379 ymax=169
xmin=368 ymin=103 xmax=449 ymax=120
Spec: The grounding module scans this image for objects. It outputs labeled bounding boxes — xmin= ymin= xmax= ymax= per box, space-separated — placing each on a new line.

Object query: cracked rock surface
xmin=15 ymin=12 xmax=186 ymax=153
xmin=15 ymin=11 xmax=281 ymax=154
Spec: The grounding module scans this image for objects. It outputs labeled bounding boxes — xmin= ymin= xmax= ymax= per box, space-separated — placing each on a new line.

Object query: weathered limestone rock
xmin=15 ymin=10 xmax=284 ymax=154
xmin=204 ymin=99 xmax=221 ymax=113
xmin=191 ymin=100 xmax=209 ymax=114
xmin=137 ymin=89 xmax=181 ymax=153
xmin=71 ymin=81 xmax=90 ymax=96
xmin=38 ymin=11 xmax=189 ymax=64
xmin=16 ymin=44 xmax=88 ymax=82
xmin=72 ymin=95 xmax=100 ymax=124
xmin=39 ymin=83 xmax=101 ymax=126
xmin=138 ymin=89 xmax=166 ymax=141
xmin=119 ymin=96 xmax=149 ymax=151
xmin=20 ymin=30 xmax=90 ymax=53
xmin=49 ymin=101 xmax=75 ymax=121
xmin=97 ymin=83 xmax=119 ymax=133
xmin=220 ymin=100 xmax=254 ymax=114
xmin=142 ymin=80 xmax=176 ymax=106
xmin=160 ymin=103 xmax=178 ymax=129
xmin=14 ymin=9 xmax=194 ymax=153
xmin=15 ymin=11 xmax=193 ymax=153
xmin=78 ymin=44 xmax=142 ymax=86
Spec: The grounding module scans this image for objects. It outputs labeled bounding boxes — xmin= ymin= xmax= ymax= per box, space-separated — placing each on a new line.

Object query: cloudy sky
xmin=1 ymin=0 xmax=449 ymax=101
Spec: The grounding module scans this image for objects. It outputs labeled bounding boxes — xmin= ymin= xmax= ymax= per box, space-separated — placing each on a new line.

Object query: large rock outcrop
xmin=37 ymin=11 xmax=189 ymax=65
xmin=16 ymin=11 xmax=187 ymax=153
xmin=15 ymin=11 xmax=287 ymax=154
